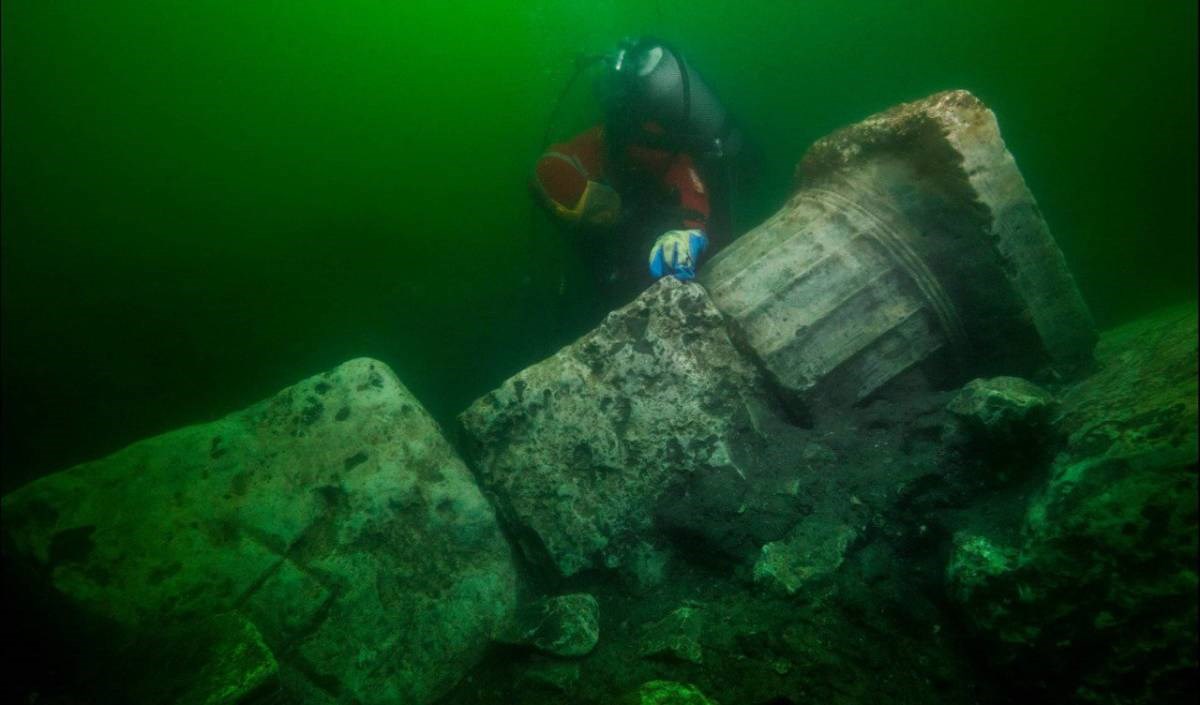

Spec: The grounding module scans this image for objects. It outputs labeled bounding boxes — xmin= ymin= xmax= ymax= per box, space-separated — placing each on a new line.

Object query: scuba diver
xmin=531 ymin=37 xmax=748 ymax=307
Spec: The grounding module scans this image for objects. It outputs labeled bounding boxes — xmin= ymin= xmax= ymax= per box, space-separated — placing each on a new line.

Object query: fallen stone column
xmin=2 ymin=358 xmax=517 ymax=705
xmin=700 ymin=89 xmax=1096 ymax=406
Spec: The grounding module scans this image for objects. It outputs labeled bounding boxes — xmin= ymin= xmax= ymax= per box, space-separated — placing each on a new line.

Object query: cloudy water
xmin=3 ymin=1 xmax=1195 ymax=486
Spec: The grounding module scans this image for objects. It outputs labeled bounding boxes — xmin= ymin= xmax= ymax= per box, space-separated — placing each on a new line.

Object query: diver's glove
xmin=648 ymin=228 xmax=707 ymax=281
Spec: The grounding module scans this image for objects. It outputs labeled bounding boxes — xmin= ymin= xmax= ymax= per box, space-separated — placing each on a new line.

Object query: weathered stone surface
xmin=639 ymin=605 xmax=704 ymax=664
xmin=753 ymin=522 xmax=858 ymax=597
xmin=501 ymin=593 xmax=601 ymax=657
xmin=700 ymin=89 xmax=1095 ymax=407
xmin=459 ymin=278 xmax=768 ymax=577
xmin=946 ymin=376 xmax=1056 ymax=442
xmin=947 ymin=304 xmax=1198 ymax=704
xmin=2 ymin=358 xmax=517 ymax=705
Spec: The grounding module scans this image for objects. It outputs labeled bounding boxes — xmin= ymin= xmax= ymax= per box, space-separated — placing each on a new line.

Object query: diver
xmin=531 ymin=37 xmax=748 ymax=307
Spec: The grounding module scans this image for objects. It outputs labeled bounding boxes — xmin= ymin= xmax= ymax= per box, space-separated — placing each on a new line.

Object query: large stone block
xmin=700 ymin=90 xmax=1095 ymax=406
xmin=2 ymin=358 xmax=517 ymax=705
xmin=459 ymin=278 xmax=768 ymax=578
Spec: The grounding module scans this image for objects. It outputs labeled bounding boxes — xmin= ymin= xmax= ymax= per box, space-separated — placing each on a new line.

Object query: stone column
xmin=701 ymin=90 xmax=1095 ymax=406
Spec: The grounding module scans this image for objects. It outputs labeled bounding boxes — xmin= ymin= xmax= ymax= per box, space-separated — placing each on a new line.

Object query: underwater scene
xmin=1 ymin=1 xmax=1196 ymax=704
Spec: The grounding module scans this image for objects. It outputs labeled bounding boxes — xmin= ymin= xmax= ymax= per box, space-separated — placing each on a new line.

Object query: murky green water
xmin=2 ymin=0 xmax=1195 ymax=488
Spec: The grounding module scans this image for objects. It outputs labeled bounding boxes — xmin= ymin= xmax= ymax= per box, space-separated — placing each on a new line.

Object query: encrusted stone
xmin=460 ymin=278 xmax=767 ymax=577
xmin=945 ymin=305 xmax=1198 ymax=704
xmin=946 ymin=376 xmax=1056 ymax=442
xmin=2 ymin=358 xmax=517 ymax=705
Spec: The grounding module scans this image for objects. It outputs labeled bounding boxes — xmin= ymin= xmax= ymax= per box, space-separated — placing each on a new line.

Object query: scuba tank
xmin=601 ymin=37 xmax=749 ymax=240
xmin=603 ymin=37 xmax=744 ymax=163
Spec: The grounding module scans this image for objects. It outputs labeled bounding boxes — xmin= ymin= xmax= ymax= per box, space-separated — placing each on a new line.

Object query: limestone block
xmin=700 ymin=90 xmax=1095 ymax=406
xmin=2 ymin=358 xmax=517 ymax=705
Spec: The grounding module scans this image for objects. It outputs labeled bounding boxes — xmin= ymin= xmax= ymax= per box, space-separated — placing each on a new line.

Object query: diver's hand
xmin=648 ymin=229 xmax=707 ymax=281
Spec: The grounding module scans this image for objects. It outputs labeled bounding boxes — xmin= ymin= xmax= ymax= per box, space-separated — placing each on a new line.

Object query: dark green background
xmin=2 ymin=1 xmax=1196 ymax=491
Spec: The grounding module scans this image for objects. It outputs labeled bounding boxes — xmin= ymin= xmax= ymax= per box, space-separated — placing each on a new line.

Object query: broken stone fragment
xmin=700 ymin=89 xmax=1095 ymax=408
xmin=500 ymin=593 xmax=601 ymax=657
xmin=753 ymin=522 xmax=858 ymax=597
xmin=946 ymin=376 xmax=1057 ymax=444
xmin=459 ymin=278 xmax=767 ymax=578
xmin=638 ymin=605 xmax=704 ymax=664
xmin=1 ymin=358 xmax=517 ymax=705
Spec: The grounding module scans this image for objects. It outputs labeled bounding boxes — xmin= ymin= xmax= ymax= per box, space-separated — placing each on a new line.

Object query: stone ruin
xmin=3 ymin=91 xmax=1195 ymax=705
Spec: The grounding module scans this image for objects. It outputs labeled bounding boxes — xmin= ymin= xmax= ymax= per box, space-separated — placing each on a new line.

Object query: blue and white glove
xmin=648 ymin=228 xmax=707 ymax=281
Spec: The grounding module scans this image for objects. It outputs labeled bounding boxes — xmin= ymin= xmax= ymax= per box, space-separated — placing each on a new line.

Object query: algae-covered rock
xmin=460 ymin=278 xmax=767 ymax=577
xmin=753 ymin=522 xmax=857 ymax=597
xmin=945 ymin=534 xmax=1029 ymax=644
xmin=1017 ymin=448 xmax=1197 ymax=703
xmin=947 ymin=376 xmax=1056 ymax=442
xmin=639 ymin=605 xmax=704 ymax=664
xmin=621 ymin=680 xmax=718 ymax=705
xmin=947 ymin=305 xmax=1199 ymax=704
xmin=2 ymin=358 xmax=518 ymax=705
xmin=1056 ymin=303 xmax=1198 ymax=463
xmin=501 ymin=593 xmax=600 ymax=657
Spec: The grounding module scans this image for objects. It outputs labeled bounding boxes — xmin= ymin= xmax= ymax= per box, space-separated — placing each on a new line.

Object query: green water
xmin=2 ymin=0 xmax=1196 ymax=489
